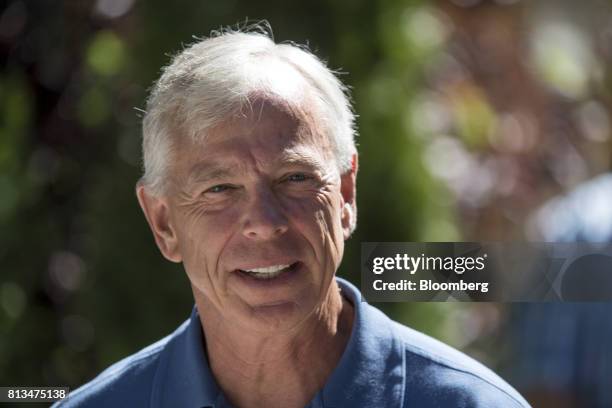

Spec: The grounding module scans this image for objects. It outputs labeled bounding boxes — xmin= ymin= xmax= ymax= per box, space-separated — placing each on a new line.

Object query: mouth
xmin=237 ymin=262 xmax=300 ymax=280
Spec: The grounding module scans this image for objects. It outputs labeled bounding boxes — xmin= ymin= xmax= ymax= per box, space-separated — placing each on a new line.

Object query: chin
xmin=240 ymin=297 xmax=319 ymax=334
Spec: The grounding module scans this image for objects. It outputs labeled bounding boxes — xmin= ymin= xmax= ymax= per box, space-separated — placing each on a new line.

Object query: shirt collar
xmin=151 ymin=307 xmax=220 ymax=408
xmin=320 ymin=277 xmax=405 ymax=407
xmin=151 ymin=277 xmax=405 ymax=408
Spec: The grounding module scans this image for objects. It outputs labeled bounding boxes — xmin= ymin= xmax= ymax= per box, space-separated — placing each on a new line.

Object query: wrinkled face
xmin=165 ymin=100 xmax=355 ymax=332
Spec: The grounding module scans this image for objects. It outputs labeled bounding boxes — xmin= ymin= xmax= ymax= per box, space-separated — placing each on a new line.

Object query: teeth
xmin=245 ymin=264 xmax=290 ymax=274
xmin=241 ymin=263 xmax=294 ymax=280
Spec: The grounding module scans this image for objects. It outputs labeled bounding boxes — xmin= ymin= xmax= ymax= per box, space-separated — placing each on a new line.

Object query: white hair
xmin=141 ymin=25 xmax=357 ymax=195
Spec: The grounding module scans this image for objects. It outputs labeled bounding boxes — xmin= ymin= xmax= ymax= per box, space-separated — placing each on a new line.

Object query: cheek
xmin=284 ymin=190 xmax=337 ymax=224
xmin=314 ymin=192 xmax=346 ymax=277
xmin=176 ymin=207 xmax=242 ymax=283
xmin=283 ymin=190 xmax=345 ymax=258
xmin=314 ymin=190 xmax=345 ymax=237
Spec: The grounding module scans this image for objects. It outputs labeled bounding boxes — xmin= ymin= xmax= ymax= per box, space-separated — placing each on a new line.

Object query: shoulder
xmin=52 ymin=322 xmax=186 ymax=408
xmin=369 ymin=305 xmax=530 ymax=407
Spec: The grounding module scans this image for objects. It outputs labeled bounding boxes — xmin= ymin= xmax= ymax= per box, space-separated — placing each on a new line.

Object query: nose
xmin=242 ymin=186 xmax=289 ymax=240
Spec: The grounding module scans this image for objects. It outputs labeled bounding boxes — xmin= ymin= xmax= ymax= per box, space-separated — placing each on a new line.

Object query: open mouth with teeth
xmin=238 ymin=262 xmax=300 ymax=280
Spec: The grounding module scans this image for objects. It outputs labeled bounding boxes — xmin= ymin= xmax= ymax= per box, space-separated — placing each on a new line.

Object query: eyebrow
xmin=186 ymin=148 xmax=328 ymax=185
xmin=275 ymin=149 xmax=327 ymax=170
xmin=187 ymin=163 xmax=240 ymax=186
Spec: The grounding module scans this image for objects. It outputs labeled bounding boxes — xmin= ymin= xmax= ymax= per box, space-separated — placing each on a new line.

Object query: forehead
xmin=174 ymin=99 xmax=335 ymax=179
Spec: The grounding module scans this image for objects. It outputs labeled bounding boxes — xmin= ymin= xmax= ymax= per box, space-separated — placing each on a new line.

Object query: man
xmin=57 ymin=27 xmax=529 ymax=407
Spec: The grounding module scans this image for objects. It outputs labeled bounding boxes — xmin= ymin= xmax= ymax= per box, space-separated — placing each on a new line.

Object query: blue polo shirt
xmin=55 ymin=278 xmax=529 ymax=407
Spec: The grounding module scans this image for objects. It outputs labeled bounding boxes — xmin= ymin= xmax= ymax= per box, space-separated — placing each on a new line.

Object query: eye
xmin=285 ymin=173 xmax=310 ymax=182
xmin=206 ymin=184 xmax=233 ymax=194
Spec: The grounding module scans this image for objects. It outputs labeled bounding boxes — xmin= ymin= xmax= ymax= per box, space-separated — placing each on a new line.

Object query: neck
xmin=194 ymin=279 xmax=354 ymax=408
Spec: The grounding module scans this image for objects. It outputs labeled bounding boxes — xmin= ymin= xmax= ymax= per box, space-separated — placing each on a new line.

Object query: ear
xmin=136 ymin=183 xmax=182 ymax=263
xmin=340 ymin=153 xmax=358 ymax=240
